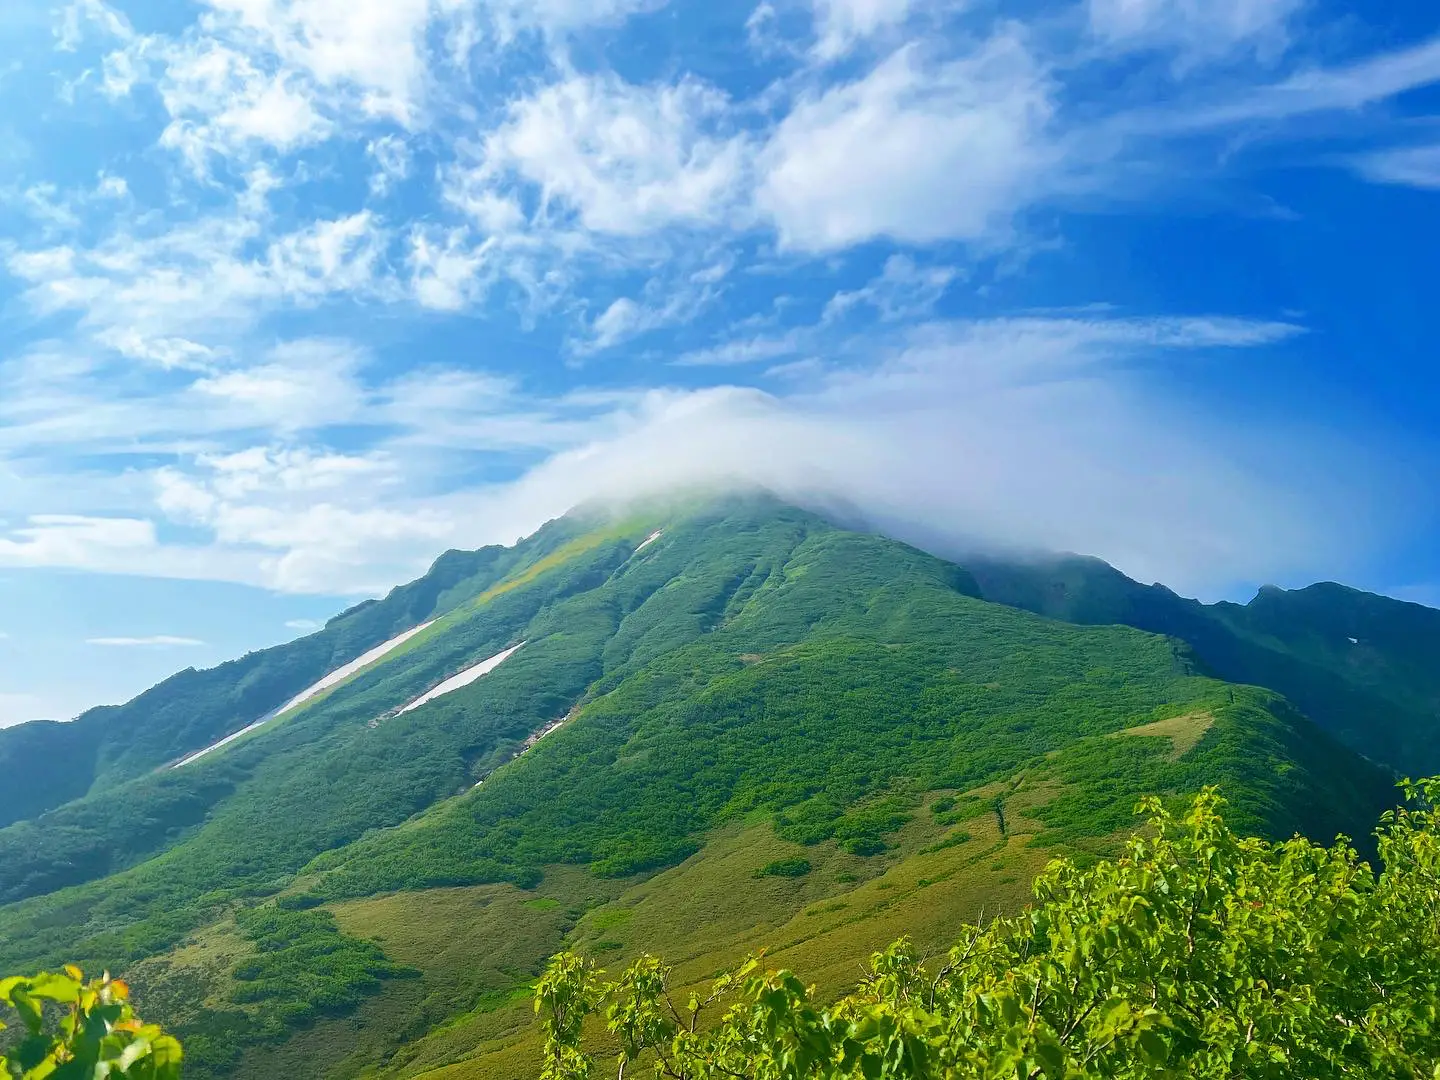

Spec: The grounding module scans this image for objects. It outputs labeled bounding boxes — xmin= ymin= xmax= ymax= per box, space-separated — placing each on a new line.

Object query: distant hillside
xmin=0 ymin=539 xmax=559 ymax=830
xmin=965 ymin=554 xmax=1440 ymax=773
xmin=0 ymin=493 xmax=1406 ymax=1079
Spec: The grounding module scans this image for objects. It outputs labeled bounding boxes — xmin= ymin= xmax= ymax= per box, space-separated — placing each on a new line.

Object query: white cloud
xmin=450 ymin=316 xmax=1385 ymax=597
xmin=189 ymin=343 xmax=366 ymax=433
xmin=756 ymin=36 xmax=1058 ymax=250
xmin=0 ymin=312 xmax=1355 ymax=598
xmin=99 ymin=331 xmax=221 ymax=371
xmin=811 ymin=0 xmax=917 ymax=61
xmin=674 ymin=328 xmax=810 ymax=367
xmin=0 ymin=515 xmax=246 ymax=581
xmin=1141 ymin=34 xmax=1440 ymax=132
xmin=160 ymin=0 xmax=442 ymax=137
xmin=483 ymin=0 xmax=663 ymax=42
xmin=574 ymin=271 xmax=721 ymax=354
xmin=0 ymin=515 xmax=157 ymax=562
xmin=587 ymin=298 xmax=647 ymax=350
xmin=1087 ymin=0 xmax=1302 ymax=64
xmin=6 ymin=195 xmax=390 ymax=358
xmin=1355 ymin=142 xmax=1440 ymax=190
xmin=54 ymin=0 xmax=133 ymax=52
xmin=407 ymin=226 xmax=493 ymax=311
xmin=285 ymin=617 xmax=322 ymax=630
xmin=95 ymin=173 xmax=129 ymax=199
xmin=367 ymin=133 xmax=411 ymax=196
xmin=823 ymin=254 xmax=957 ymax=322
xmin=151 ymin=445 xmax=451 ymax=593
xmin=86 ymin=635 xmax=205 ymax=646
xmin=156 ymin=38 xmax=332 ymax=167
xmin=476 ymin=72 xmax=750 ymax=236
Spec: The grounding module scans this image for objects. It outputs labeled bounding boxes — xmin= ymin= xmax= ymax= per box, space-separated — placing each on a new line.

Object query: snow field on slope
xmin=172 ymin=621 xmax=436 ymax=768
xmin=397 ymin=642 xmax=526 ymax=715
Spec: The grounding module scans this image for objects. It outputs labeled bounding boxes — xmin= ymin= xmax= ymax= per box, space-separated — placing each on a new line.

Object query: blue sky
xmin=2 ymin=0 xmax=1440 ymax=725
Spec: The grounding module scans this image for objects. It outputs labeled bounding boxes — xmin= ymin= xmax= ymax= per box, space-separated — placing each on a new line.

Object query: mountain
xmin=0 ymin=493 xmax=1411 ymax=1079
xmin=0 ymin=544 xmax=515 ymax=830
xmin=964 ymin=554 xmax=1440 ymax=773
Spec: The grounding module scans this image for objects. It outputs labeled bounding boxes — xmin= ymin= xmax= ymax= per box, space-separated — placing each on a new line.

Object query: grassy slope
xmin=0 ymin=494 xmax=1401 ymax=1079
xmin=0 ymin=547 xmax=514 ymax=831
xmin=228 ymin=686 xmax=1381 ymax=1080
xmin=966 ymin=555 xmax=1440 ymax=773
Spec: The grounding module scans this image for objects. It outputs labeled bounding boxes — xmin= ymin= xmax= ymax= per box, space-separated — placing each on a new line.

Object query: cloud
xmin=86 ymin=635 xmax=205 ymax=646
xmin=5 ymin=0 xmax=1439 ymax=617
xmin=0 ymin=310 xmax=1374 ymax=599
xmin=439 ymin=315 xmax=1383 ymax=598
xmin=810 ymin=0 xmax=918 ymax=61
xmin=573 ymin=267 xmax=724 ymax=354
xmin=481 ymin=0 xmax=665 ymax=43
xmin=1355 ymin=142 xmax=1440 ymax=190
xmin=1086 ymin=0 xmax=1302 ymax=64
xmin=756 ymin=35 xmax=1059 ymax=250
xmin=367 ymin=134 xmax=411 ymax=196
xmin=822 ymin=254 xmax=957 ymax=323
xmin=189 ymin=338 xmax=369 ymax=432
xmin=1130 ymin=34 xmax=1440 ymax=134
xmin=156 ymin=38 xmax=333 ymax=167
xmin=474 ymin=72 xmax=750 ymax=236
xmin=285 ymin=618 xmax=322 ymax=630
xmin=0 ymin=515 xmax=158 ymax=564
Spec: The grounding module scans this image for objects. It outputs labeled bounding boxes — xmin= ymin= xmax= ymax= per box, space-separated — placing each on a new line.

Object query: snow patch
xmin=172 ymin=621 xmax=435 ymax=769
xmin=635 ymin=530 xmax=662 ymax=552
xmin=472 ymin=714 xmax=567 ymax=787
xmin=398 ymin=642 xmax=526 ymax=715
xmin=171 ymin=716 xmax=273 ymax=769
xmin=275 ymin=621 xmax=435 ymax=715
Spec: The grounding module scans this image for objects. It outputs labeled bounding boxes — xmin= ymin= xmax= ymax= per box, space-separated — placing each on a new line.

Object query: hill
xmin=965 ymin=554 xmax=1440 ymax=773
xmin=0 ymin=493 xmax=1408 ymax=1078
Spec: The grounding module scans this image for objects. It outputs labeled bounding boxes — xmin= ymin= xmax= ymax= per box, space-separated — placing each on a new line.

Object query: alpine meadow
xmin=4 ymin=493 xmax=1439 ymax=1079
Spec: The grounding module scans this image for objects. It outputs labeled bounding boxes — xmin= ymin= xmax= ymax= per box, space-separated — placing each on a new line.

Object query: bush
xmin=753 ymin=857 xmax=812 ymax=878
xmin=0 ymin=967 xmax=182 ymax=1078
xmin=535 ymin=779 xmax=1440 ymax=1079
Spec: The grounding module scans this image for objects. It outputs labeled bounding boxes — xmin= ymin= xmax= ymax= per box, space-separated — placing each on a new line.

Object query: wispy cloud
xmin=1355 ymin=142 xmax=1440 ymax=190
xmin=86 ymin=635 xmax=205 ymax=647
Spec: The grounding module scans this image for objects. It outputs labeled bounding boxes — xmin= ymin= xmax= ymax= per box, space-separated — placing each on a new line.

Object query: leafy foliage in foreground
xmin=537 ymin=781 xmax=1440 ymax=1079
xmin=0 ymin=967 xmax=181 ymax=1079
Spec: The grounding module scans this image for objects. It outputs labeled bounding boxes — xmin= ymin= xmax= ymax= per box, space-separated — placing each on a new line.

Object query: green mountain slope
xmin=0 ymin=494 xmax=1407 ymax=1079
xmin=965 ymin=554 xmax=1440 ymax=772
xmin=0 ymin=544 xmax=514 ymax=830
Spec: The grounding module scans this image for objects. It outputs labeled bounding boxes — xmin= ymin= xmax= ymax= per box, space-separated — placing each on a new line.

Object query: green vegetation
xmin=0 ymin=492 xmax=1426 ymax=1079
xmin=536 ymin=781 xmax=1440 ymax=1079
xmin=754 ymin=858 xmax=812 ymax=878
xmin=1 ymin=967 xmax=181 ymax=1078
xmin=968 ymin=554 xmax=1440 ymax=774
xmin=0 ymin=546 xmax=516 ymax=832
xmin=228 ymin=907 xmax=415 ymax=1021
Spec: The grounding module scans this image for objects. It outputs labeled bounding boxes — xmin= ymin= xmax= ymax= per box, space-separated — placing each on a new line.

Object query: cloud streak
xmin=86 ymin=635 xmax=205 ymax=647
